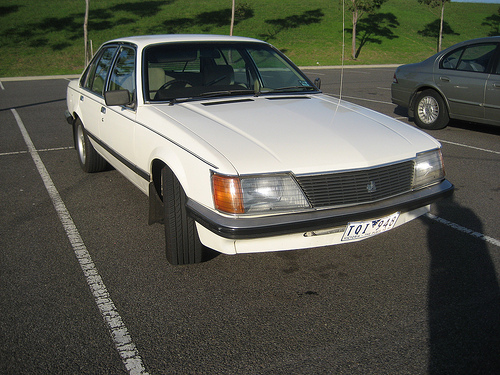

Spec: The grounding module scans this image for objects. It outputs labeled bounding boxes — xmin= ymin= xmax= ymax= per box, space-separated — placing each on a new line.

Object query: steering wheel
xmin=158 ymin=80 xmax=192 ymax=91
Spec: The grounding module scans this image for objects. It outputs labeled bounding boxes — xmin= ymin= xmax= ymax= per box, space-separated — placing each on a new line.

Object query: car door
xmin=99 ymin=46 xmax=140 ymax=185
xmin=484 ymin=54 xmax=500 ymax=126
xmin=435 ymin=43 xmax=497 ymax=122
xmin=79 ymin=46 xmax=119 ymax=141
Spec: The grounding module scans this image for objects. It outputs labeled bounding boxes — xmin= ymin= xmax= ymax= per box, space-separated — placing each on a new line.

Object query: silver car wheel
xmin=417 ymin=95 xmax=439 ymax=125
xmin=76 ymin=122 xmax=86 ymax=164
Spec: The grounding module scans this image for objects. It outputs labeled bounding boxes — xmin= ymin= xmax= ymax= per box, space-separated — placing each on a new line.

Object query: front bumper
xmin=188 ymin=179 xmax=454 ymax=240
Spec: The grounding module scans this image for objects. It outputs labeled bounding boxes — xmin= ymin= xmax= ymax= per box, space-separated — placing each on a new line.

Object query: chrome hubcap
xmin=417 ymin=96 xmax=439 ymax=124
xmin=77 ymin=125 xmax=86 ymax=164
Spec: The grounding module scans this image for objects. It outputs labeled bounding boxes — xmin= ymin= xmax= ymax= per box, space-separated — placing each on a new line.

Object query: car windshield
xmin=144 ymin=42 xmax=316 ymax=102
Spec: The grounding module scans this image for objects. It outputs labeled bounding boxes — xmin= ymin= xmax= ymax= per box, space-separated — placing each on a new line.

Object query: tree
xmin=418 ymin=0 xmax=450 ymax=52
xmin=343 ymin=0 xmax=387 ymax=60
xmin=230 ymin=0 xmax=235 ymax=36
xmin=84 ymin=0 xmax=90 ymax=66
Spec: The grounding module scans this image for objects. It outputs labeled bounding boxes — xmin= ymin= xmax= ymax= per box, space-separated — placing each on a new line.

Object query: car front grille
xmin=295 ymin=160 xmax=415 ymax=208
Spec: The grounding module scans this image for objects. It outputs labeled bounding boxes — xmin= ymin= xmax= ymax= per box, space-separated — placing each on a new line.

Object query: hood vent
xmin=202 ymin=98 xmax=254 ymax=106
xmin=266 ymin=96 xmax=311 ymax=101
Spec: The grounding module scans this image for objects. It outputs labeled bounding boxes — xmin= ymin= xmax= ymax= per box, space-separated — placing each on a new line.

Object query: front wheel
xmin=74 ymin=118 xmax=108 ymax=172
xmin=162 ymin=167 xmax=203 ymax=265
xmin=413 ymin=89 xmax=449 ymax=130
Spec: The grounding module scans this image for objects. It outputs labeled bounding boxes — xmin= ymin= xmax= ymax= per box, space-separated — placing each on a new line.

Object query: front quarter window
xmin=82 ymin=46 xmax=118 ymax=96
xmin=108 ymin=46 xmax=136 ymax=105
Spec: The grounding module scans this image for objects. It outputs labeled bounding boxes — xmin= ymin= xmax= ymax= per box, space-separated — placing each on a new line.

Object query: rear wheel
xmin=162 ymin=167 xmax=203 ymax=265
xmin=74 ymin=118 xmax=107 ymax=172
xmin=413 ymin=89 xmax=449 ymax=130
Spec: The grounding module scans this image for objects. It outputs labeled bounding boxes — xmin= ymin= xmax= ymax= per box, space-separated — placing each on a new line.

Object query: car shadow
xmin=448 ymin=120 xmax=500 ymax=136
xmin=393 ymin=106 xmax=500 ymax=136
xmin=424 ymin=196 xmax=500 ymax=373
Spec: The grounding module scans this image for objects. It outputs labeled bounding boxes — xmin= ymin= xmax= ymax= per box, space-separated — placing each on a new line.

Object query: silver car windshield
xmin=144 ymin=42 xmax=316 ymax=102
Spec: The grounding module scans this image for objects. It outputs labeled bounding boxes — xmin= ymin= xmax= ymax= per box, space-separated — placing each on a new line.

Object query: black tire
xmin=74 ymin=118 xmax=108 ymax=173
xmin=413 ymin=89 xmax=449 ymax=130
xmin=162 ymin=167 xmax=203 ymax=265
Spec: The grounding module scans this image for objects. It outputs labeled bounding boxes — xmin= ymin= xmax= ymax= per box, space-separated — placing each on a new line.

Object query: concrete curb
xmin=0 ymin=75 xmax=81 ymax=82
xmin=0 ymin=65 xmax=402 ymax=82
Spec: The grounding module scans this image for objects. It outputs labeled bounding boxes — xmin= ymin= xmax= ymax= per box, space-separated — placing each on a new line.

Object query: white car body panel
xmin=152 ymin=95 xmax=441 ymax=175
xmin=65 ymin=34 xmax=453 ymax=263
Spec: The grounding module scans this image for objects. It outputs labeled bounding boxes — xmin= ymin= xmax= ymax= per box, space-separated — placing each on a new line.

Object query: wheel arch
xmin=148 ymin=153 xmax=207 ymax=226
xmin=409 ymin=85 xmax=449 ymax=118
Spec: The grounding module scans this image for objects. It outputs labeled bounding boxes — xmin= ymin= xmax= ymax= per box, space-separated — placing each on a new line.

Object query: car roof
xmin=105 ymin=34 xmax=266 ymax=49
xmin=446 ymin=36 xmax=500 ymax=49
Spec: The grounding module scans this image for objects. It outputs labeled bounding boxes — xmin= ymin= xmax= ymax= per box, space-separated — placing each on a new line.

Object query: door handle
xmin=101 ymin=106 xmax=106 ymax=114
xmin=493 ymin=83 xmax=500 ymax=89
xmin=439 ymin=76 xmax=450 ymax=82
xmin=80 ymin=95 xmax=84 ymax=101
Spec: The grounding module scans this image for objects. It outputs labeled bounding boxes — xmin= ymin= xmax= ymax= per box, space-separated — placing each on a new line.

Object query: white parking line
xmin=11 ymin=108 xmax=149 ymax=375
xmin=326 ymin=93 xmax=394 ymax=105
xmin=438 ymin=139 xmax=500 ymax=155
xmin=426 ymin=213 xmax=500 ymax=248
xmin=0 ymin=146 xmax=73 ymax=157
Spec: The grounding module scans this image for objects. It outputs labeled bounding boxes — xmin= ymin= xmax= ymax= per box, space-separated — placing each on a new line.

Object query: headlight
xmin=212 ymin=173 xmax=310 ymax=214
xmin=413 ymin=149 xmax=445 ymax=189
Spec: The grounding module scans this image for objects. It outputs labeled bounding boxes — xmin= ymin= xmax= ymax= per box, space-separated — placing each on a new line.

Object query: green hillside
xmin=0 ymin=0 xmax=499 ymax=77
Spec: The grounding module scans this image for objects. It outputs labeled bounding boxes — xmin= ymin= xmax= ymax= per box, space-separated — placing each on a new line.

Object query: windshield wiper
xmin=167 ymin=89 xmax=257 ymax=105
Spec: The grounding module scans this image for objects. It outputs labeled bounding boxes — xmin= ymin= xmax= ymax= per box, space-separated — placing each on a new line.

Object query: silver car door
xmin=436 ymin=43 xmax=496 ymax=122
xmin=484 ymin=58 xmax=500 ymax=126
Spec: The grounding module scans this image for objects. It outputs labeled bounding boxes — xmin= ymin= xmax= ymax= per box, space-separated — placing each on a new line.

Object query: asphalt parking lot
xmin=1 ymin=67 xmax=499 ymax=374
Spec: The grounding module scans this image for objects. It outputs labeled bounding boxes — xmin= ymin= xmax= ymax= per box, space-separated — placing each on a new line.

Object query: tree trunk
xmin=351 ymin=8 xmax=358 ymax=60
xmin=230 ymin=0 xmax=235 ymax=36
xmin=84 ymin=0 xmax=90 ymax=65
xmin=438 ymin=2 xmax=444 ymax=52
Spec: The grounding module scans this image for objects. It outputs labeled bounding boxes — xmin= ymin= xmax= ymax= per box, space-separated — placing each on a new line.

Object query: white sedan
xmin=65 ymin=34 xmax=453 ymax=265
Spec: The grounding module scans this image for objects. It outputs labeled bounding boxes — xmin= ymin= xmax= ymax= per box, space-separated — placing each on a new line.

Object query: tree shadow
xmin=418 ymin=19 xmax=460 ymax=52
xmin=424 ymin=196 xmax=500 ymax=373
xmin=0 ymin=1 xmax=170 ymax=51
xmin=0 ymin=5 xmax=22 ymax=17
xmin=155 ymin=5 xmax=254 ymax=34
xmin=482 ymin=8 xmax=500 ymax=37
xmin=350 ymin=12 xmax=399 ymax=59
xmin=259 ymin=9 xmax=324 ymax=41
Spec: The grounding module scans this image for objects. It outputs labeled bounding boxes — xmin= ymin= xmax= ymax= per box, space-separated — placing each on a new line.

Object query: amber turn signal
xmin=212 ymin=174 xmax=245 ymax=214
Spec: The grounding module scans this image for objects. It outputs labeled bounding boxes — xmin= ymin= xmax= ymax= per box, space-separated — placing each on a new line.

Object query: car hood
xmin=151 ymin=94 xmax=440 ymax=175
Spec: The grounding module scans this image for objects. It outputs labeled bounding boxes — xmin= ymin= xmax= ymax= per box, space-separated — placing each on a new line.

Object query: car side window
xmin=84 ymin=46 xmax=118 ymax=95
xmin=494 ymin=58 xmax=500 ymax=75
xmin=441 ymin=44 xmax=496 ymax=73
xmin=108 ymin=47 xmax=136 ymax=103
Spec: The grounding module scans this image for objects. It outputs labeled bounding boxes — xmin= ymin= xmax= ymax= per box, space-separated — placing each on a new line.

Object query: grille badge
xmin=366 ymin=181 xmax=377 ymax=193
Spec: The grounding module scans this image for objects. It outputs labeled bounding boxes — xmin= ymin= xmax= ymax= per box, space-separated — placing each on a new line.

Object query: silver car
xmin=391 ymin=36 xmax=500 ymax=130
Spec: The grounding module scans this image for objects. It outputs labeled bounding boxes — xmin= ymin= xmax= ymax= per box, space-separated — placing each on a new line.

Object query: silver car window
xmin=441 ymin=43 xmax=497 ymax=73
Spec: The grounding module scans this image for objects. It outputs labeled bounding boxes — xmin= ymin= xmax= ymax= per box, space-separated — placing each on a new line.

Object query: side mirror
xmin=314 ymin=78 xmax=321 ymax=90
xmin=104 ymin=90 xmax=132 ymax=107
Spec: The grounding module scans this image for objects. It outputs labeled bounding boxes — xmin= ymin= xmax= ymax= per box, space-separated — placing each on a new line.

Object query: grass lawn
xmin=0 ymin=0 xmax=498 ymax=77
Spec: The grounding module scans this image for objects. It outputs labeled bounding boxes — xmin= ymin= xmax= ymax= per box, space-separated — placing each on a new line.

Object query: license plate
xmin=341 ymin=212 xmax=400 ymax=242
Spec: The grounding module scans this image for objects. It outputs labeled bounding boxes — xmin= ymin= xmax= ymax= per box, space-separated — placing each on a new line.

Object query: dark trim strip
xmin=86 ymin=130 xmax=150 ymax=181
xmin=187 ymin=179 xmax=454 ymax=240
